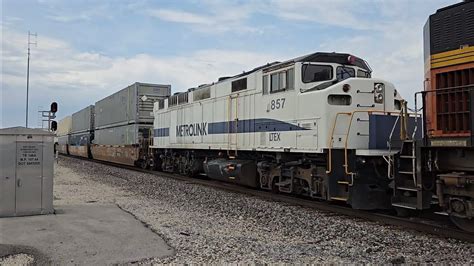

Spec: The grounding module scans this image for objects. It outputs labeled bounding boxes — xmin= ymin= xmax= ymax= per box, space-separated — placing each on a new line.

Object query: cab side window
xmin=357 ymin=69 xmax=371 ymax=78
xmin=263 ymin=68 xmax=294 ymax=94
xmin=301 ymin=64 xmax=332 ymax=83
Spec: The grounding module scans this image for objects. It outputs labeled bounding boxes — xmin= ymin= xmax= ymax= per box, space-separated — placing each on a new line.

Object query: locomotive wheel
xmin=151 ymin=158 xmax=162 ymax=171
xmin=271 ymin=178 xmax=279 ymax=194
xmin=450 ymin=216 xmax=474 ymax=233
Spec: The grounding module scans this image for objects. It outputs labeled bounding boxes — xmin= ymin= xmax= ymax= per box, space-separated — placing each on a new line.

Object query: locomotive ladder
xmin=390 ymin=101 xmax=430 ymax=212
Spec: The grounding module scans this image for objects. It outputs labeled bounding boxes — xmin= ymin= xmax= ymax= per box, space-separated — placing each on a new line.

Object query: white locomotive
xmin=151 ymin=52 xmax=406 ymax=210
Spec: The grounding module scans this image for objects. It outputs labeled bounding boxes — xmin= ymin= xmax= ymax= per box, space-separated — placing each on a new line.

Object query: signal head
xmin=50 ymin=102 xmax=58 ymax=113
xmin=50 ymin=120 xmax=57 ymax=131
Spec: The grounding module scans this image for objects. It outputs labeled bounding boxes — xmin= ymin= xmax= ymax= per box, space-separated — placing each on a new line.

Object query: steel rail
xmin=61 ymin=154 xmax=474 ymax=243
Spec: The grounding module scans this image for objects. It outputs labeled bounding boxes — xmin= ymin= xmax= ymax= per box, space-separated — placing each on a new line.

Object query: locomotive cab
xmin=299 ymin=54 xmax=372 ymax=92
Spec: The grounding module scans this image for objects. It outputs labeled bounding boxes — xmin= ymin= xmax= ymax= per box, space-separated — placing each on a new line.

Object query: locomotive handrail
xmin=343 ymin=110 xmax=421 ymax=177
xmin=326 ymin=112 xmax=352 ymax=174
xmin=227 ymin=94 xmax=239 ymax=157
xmin=327 ymin=110 xmax=399 ymax=175
xmin=326 ymin=110 xmax=418 ymax=176
xmin=414 ymin=85 xmax=474 ymax=141
xmin=420 ymin=84 xmax=474 ymax=93
xmin=387 ymin=112 xmax=402 ymax=151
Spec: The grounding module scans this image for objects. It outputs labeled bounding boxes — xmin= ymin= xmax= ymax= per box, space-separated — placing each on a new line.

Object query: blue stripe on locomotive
xmin=153 ymin=118 xmax=308 ymax=137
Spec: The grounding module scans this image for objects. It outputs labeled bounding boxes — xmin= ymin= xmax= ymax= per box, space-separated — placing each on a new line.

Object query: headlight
xmin=374 ymin=93 xmax=384 ymax=103
xmin=394 ymin=89 xmax=398 ymax=97
xmin=374 ymin=83 xmax=384 ymax=93
xmin=343 ymin=84 xmax=351 ymax=92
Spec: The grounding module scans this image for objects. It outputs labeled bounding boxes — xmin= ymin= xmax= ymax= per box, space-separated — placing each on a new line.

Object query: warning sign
xmin=17 ymin=144 xmax=41 ymax=167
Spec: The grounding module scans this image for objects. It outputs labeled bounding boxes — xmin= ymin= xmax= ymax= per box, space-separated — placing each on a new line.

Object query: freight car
xmin=69 ymin=105 xmax=94 ymax=158
xmin=150 ymin=51 xmax=409 ymax=210
xmin=57 ymin=82 xmax=171 ymax=166
xmin=56 ymin=116 xmax=72 ymax=155
xmin=390 ymin=1 xmax=474 ymax=232
xmin=91 ymin=82 xmax=171 ymax=166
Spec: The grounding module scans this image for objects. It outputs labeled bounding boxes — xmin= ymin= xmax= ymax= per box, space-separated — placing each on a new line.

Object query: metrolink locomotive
xmin=150 ymin=52 xmax=407 ymax=211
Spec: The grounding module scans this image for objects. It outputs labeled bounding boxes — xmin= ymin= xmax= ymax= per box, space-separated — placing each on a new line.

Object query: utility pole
xmin=26 ymin=31 xmax=37 ymax=128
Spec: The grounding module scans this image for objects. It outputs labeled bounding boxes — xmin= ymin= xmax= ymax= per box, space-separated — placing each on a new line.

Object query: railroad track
xmin=60 ymin=155 xmax=474 ymax=243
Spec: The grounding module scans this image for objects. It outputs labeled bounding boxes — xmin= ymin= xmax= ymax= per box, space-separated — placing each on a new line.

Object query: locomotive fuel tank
xmin=204 ymin=158 xmax=258 ymax=188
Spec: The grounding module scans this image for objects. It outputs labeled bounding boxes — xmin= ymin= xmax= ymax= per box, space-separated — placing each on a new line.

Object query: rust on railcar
xmin=90 ymin=145 xmax=140 ymax=166
xmin=69 ymin=145 xmax=89 ymax=158
xmin=57 ymin=144 xmax=69 ymax=155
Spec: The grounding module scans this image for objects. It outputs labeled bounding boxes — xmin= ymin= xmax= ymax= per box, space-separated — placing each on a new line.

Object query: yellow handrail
xmin=342 ymin=110 xmax=415 ymax=176
xmin=326 ymin=112 xmax=351 ymax=174
xmin=326 ymin=110 xmax=417 ymax=175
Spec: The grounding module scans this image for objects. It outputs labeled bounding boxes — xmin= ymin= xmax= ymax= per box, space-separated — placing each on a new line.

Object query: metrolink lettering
xmin=176 ymin=122 xmax=208 ymax=137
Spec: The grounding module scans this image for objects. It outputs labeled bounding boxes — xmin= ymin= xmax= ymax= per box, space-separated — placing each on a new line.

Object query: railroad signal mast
xmin=39 ymin=102 xmax=58 ymax=132
xmin=25 ymin=31 xmax=37 ymax=128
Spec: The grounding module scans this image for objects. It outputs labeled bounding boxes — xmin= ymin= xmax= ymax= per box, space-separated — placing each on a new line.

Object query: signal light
xmin=50 ymin=121 xmax=57 ymax=131
xmin=50 ymin=102 xmax=58 ymax=113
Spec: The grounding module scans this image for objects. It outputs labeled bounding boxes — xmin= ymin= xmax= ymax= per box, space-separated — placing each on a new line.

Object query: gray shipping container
xmin=94 ymin=124 xmax=152 ymax=145
xmin=71 ymin=105 xmax=94 ymax=134
xmin=94 ymin=82 xmax=171 ymax=129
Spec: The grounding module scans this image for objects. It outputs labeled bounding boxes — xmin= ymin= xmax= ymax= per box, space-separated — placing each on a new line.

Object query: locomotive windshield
xmin=336 ymin=66 xmax=355 ymax=81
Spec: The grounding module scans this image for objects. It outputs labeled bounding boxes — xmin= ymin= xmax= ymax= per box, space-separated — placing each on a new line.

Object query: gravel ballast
xmin=0 ymin=253 xmax=34 ymax=265
xmin=54 ymin=156 xmax=473 ymax=264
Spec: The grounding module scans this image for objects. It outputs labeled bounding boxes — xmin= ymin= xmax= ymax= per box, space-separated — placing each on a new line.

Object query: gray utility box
xmin=95 ymin=82 xmax=171 ymax=129
xmin=0 ymin=127 xmax=54 ymax=217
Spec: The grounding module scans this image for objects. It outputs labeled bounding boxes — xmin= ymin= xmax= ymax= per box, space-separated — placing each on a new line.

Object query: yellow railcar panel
xmin=431 ymin=46 xmax=474 ymax=69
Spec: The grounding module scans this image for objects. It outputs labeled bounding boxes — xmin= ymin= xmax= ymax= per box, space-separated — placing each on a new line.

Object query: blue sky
xmin=1 ymin=0 xmax=457 ymax=127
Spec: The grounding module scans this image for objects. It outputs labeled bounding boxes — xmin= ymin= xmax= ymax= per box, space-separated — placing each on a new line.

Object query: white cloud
xmin=46 ymin=14 xmax=91 ymax=23
xmin=145 ymin=2 xmax=265 ymax=34
xmin=147 ymin=9 xmax=212 ymax=25
xmin=269 ymin=0 xmax=377 ymax=30
xmin=42 ymin=2 xmax=115 ymax=23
